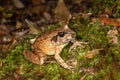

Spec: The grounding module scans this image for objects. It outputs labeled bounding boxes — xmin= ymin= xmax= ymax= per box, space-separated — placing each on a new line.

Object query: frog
xmin=23 ymin=25 xmax=86 ymax=70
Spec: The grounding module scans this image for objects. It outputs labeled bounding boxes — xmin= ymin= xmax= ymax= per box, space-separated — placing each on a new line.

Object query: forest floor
xmin=0 ymin=0 xmax=120 ymax=80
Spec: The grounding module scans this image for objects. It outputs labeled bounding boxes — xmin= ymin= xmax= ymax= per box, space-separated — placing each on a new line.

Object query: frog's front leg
xmin=54 ymin=46 xmax=72 ymax=70
xmin=23 ymin=49 xmax=46 ymax=65
xmin=69 ymin=40 xmax=88 ymax=52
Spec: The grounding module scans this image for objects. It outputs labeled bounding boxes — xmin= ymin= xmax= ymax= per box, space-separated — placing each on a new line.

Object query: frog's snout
xmin=71 ymin=33 xmax=76 ymax=38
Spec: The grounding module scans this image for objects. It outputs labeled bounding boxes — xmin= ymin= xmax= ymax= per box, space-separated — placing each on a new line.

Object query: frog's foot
xmin=65 ymin=65 xmax=73 ymax=70
xmin=66 ymin=58 xmax=77 ymax=67
xmin=69 ymin=41 xmax=88 ymax=52
xmin=23 ymin=50 xmax=44 ymax=65
xmin=54 ymin=54 xmax=73 ymax=71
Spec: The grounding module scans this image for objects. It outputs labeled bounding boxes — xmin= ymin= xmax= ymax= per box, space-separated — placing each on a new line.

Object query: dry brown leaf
xmin=79 ymin=67 xmax=95 ymax=80
xmin=107 ymin=28 xmax=118 ymax=44
xmin=0 ymin=36 xmax=12 ymax=44
xmin=31 ymin=5 xmax=47 ymax=15
xmin=0 ymin=59 xmax=2 ymax=67
xmin=105 ymin=1 xmax=118 ymax=16
xmin=30 ymin=0 xmax=47 ymax=14
xmin=0 ymin=23 xmax=10 ymax=34
xmin=100 ymin=17 xmax=120 ymax=27
xmin=0 ymin=43 xmax=11 ymax=52
xmin=43 ymin=12 xmax=52 ymax=22
xmin=54 ymin=0 xmax=71 ymax=23
xmin=80 ymin=74 xmax=86 ymax=80
xmin=0 ymin=29 xmax=8 ymax=36
xmin=16 ymin=20 xmax=22 ymax=29
xmin=12 ymin=0 xmax=24 ymax=8
xmin=25 ymin=19 xmax=40 ymax=34
xmin=32 ymin=0 xmax=42 ymax=5
xmin=14 ymin=65 xmax=24 ymax=80
xmin=0 ymin=24 xmax=12 ymax=44
xmin=72 ymin=0 xmax=82 ymax=4
xmin=80 ymin=12 xmax=92 ymax=18
xmin=0 ymin=38 xmax=17 ymax=52
xmin=85 ymin=49 xmax=101 ymax=58
xmin=86 ymin=67 xmax=95 ymax=75
xmin=15 ymin=65 xmax=24 ymax=75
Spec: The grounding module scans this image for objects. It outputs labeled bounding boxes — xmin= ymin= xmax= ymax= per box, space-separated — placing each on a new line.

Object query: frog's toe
xmin=69 ymin=41 xmax=88 ymax=52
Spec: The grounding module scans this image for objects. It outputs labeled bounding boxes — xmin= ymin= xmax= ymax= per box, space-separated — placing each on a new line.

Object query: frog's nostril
xmin=72 ymin=33 xmax=76 ymax=38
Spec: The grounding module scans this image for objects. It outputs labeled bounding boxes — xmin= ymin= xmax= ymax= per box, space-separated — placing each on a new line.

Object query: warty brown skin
xmin=23 ymin=25 xmax=83 ymax=70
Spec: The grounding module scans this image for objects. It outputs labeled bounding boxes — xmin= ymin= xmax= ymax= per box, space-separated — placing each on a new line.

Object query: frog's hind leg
xmin=23 ymin=50 xmax=45 ymax=65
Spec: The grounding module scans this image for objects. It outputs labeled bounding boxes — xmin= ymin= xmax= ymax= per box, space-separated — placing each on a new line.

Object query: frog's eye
xmin=58 ymin=32 xmax=66 ymax=37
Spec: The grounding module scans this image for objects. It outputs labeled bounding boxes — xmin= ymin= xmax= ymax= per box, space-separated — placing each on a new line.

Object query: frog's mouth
xmin=57 ymin=37 xmax=75 ymax=45
xmin=62 ymin=33 xmax=76 ymax=43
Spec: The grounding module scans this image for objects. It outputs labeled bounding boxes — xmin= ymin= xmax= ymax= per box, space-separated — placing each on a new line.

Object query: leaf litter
xmin=0 ymin=0 xmax=120 ymax=80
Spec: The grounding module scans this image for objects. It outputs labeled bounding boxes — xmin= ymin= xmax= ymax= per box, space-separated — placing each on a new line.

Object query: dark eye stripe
xmin=51 ymin=36 xmax=57 ymax=42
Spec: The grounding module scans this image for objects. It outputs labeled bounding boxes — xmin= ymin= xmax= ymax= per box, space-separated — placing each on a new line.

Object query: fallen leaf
xmin=31 ymin=0 xmax=42 ymax=5
xmin=86 ymin=67 xmax=95 ymax=75
xmin=15 ymin=65 xmax=24 ymax=75
xmin=16 ymin=20 xmax=22 ymax=29
xmin=0 ymin=38 xmax=17 ymax=52
xmin=0 ymin=28 xmax=8 ymax=36
xmin=105 ymin=1 xmax=118 ymax=16
xmin=100 ymin=17 xmax=120 ymax=27
xmin=25 ymin=19 xmax=40 ymax=34
xmin=54 ymin=0 xmax=71 ymax=23
xmin=30 ymin=0 xmax=47 ymax=14
xmin=72 ymin=0 xmax=82 ymax=4
xmin=43 ymin=12 xmax=52 ymax=22
xmin=107 ymin=28 xmax=118 ymax=44
xmin=85 ymin=49 xmax=102 ymax=58
xmin=12 ymin=0 xmax=24 ymax=9
xmin=14 ymin=65 xmax=24 ymax=80
xmin=13 ymin=29 xmax=29 ymax=40
xmin=0 ymin=24 xmax=13 ymax=44
xmin=80 ymin=12 xmax=92 ymax=18
xmin=31 ymin=5 xmax=47 ymax=15
xmin=0 ymin=59 xmax=2 ymax=67
xmin=30 ymin=38 xmax=36 ymax=44
xmin=0 ymin=36 xmax=12 ymax=44
xmin=80 ymin=74 xmax=86 ymax=80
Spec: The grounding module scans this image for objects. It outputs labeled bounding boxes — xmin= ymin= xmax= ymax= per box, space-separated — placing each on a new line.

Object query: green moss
xmin=1 ymin=0 xmax=120 ymax=79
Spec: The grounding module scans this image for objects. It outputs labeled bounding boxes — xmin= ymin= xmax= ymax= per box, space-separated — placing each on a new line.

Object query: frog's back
xmin=32 ymin=27 xmax=62 ymax=55
xmin=32 ymin=25 xmax=75 ymax=55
